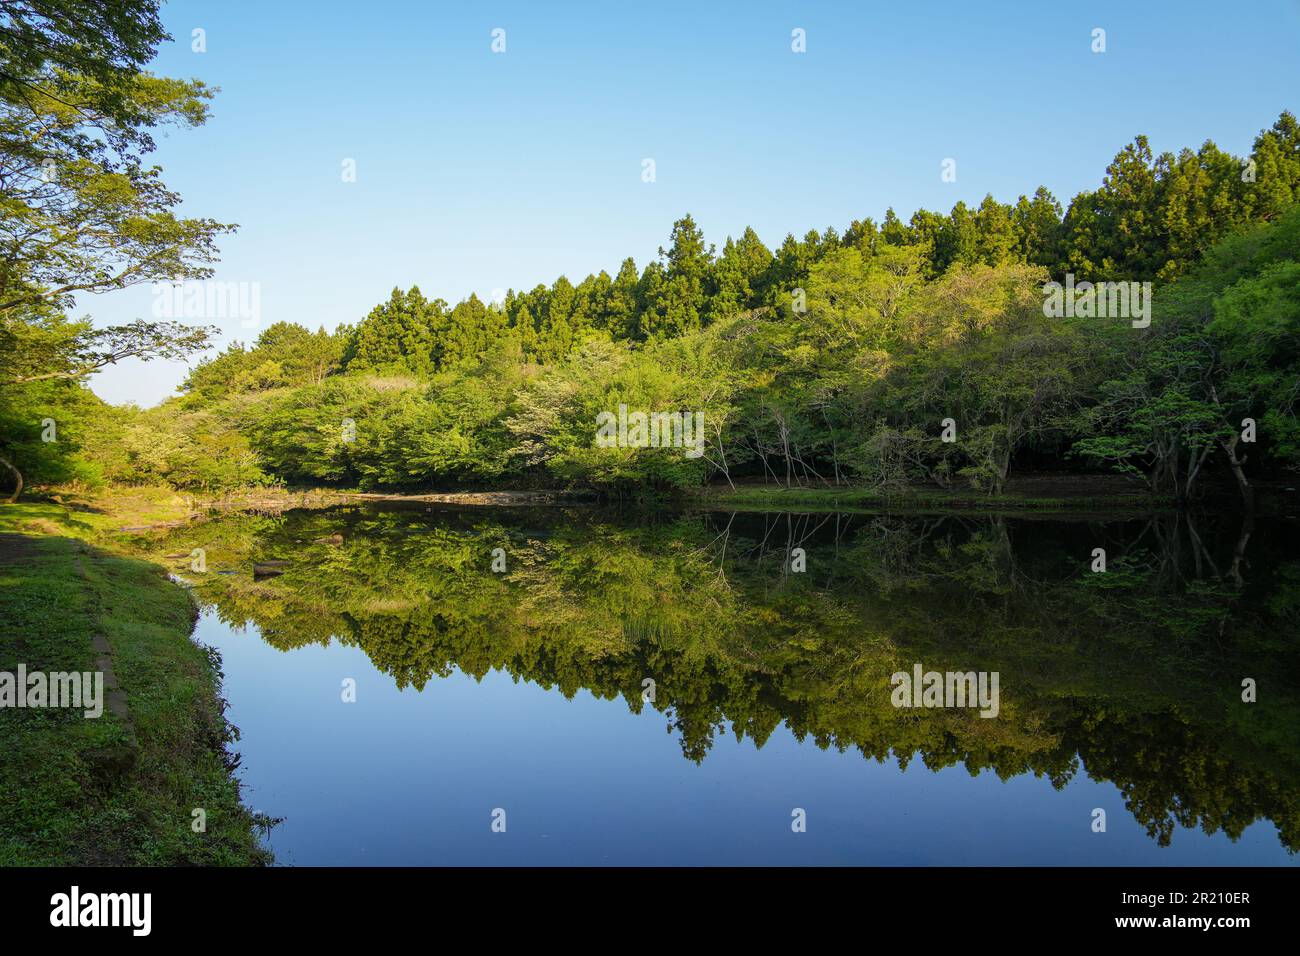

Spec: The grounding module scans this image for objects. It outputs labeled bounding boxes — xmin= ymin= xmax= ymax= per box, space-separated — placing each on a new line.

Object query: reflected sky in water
xmin=166 ymin=505 xmax=1300 ymax=865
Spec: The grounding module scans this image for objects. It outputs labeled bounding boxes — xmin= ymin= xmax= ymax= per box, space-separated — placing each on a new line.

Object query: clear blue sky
xmin=84 ymin=0 xmax=1300 ymax=406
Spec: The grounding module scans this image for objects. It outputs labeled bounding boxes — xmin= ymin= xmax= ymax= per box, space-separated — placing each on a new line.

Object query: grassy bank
xmin=0 ymin=496 xmax=272 ymax=865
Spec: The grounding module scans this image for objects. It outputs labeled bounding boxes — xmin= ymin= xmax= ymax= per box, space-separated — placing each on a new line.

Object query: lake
xmin=145 ymin=504 xmax=1299 ymax=865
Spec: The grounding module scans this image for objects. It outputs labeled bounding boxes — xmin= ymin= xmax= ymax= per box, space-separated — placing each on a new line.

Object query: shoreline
xmin=10 ymin=475 xmax=1285 ymax=539
xmin=185 ymin=475 xmax=1282 ymax=521
xmin=0 ymin=509 xmax=272 ymax=865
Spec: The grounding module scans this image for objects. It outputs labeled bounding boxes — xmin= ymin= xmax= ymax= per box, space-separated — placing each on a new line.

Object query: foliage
xmin=0 ymin=0 xmax=224 ymax=498
xmin=6 ymin=92 xmax=1299 ymax=504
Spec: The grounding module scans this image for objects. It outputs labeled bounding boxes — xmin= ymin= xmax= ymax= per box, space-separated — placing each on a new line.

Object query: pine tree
xmin=708 ymin=226 xmax=773 ymax=320
xmin=342 ymin=287 xmax=440 ymax=376
xmin=602 ymin=258 xmax=640 ymax=340
xmin=1013 ymin=187 xmax=1064 ymax=270
xmin=974 ymin=194 xmax=1019 ymax=266
xmin=1249 ymin=111 xmax=1300 ymax=221
xmin=645 ymin=214 xmax=715 ymax=336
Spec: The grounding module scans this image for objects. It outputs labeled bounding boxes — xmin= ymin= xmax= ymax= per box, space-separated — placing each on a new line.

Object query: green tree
xmin=1012 ymin=187 xmax=1064 ymax=269
xmin=0 ymin=0 xmax=232 ymax=314
xmin=0 ymin=1 xmax=232 ymax=498
xmin=601 ymin=258 xmax=640 ymax=340
xmin=1248 ymin=110 xmax=1300 ymax=220
xmin=708 ymin=226 xmax=772 ymax=320
xmin=342 ymin=287 xmax=442 ymax=376
xmin=644 ymin=214 xmax=714 ymax=337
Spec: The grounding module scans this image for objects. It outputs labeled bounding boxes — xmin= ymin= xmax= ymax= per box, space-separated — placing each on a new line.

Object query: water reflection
xmin=144 ymin=505 xmax=1300 ymax=857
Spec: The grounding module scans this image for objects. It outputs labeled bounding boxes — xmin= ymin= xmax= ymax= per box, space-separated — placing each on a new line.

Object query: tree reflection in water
xmin=141 ymin=504 xmax=1300 ymax=852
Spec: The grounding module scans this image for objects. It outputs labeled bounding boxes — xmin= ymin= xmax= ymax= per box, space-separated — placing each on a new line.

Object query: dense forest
xmin=1 ymin=4 xmax=1297 ymax=508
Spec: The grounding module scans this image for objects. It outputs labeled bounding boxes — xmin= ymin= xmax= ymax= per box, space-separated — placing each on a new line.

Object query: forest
xmin=1 ymin=0 xmax=1297 ymax=506
xmin=4 ymin=0 xmax=1299 ymax=878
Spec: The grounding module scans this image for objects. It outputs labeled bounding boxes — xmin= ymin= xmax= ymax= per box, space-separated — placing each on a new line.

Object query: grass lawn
xmin=0 ymin=497 xmax=271 ymax=865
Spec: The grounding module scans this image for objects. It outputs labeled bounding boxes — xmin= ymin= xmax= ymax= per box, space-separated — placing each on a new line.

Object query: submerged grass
xmin=689 ymin=481 xmax=1174 ymax=515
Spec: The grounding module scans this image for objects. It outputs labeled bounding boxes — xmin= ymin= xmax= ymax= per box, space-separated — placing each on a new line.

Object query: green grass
xmin=0 ymin=487 xmax=193 ymax=538
xmin=0 ymin=508 xmax=271 ymax=865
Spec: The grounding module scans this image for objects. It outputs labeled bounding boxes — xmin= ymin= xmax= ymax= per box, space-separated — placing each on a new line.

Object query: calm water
xmin=150 ymin=505 xmax=1299 ymax=865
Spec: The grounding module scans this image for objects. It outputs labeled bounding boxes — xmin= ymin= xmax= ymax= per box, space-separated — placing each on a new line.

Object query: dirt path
xmin=0 ymin=532 xmax=36 ymax=566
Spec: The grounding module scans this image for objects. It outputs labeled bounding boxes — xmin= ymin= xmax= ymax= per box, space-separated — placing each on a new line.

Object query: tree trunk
xmin=1220 ymin=434 xmax=1255 ymax=511
xmin=780 ymin=422 xmax=792 ymax=488
xmin=1227 ymin=513 xmax=1254 ymax=588
xmin=0 ymin=452 xmax=22 ymax=503
xmin=711 ymin=432 xmax=735 ymax=491
xmin=1207 ymin=383 xmax=1253 ymax=510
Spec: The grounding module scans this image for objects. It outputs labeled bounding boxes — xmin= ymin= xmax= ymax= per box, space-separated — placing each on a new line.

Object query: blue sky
xmin=83 ymin=0 xmax=1300 ymax=405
